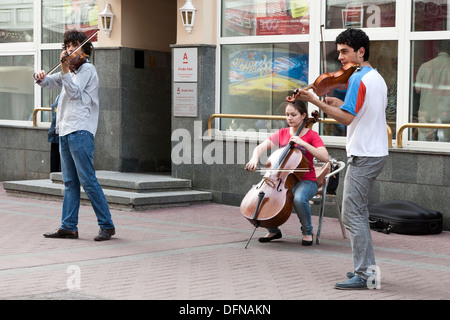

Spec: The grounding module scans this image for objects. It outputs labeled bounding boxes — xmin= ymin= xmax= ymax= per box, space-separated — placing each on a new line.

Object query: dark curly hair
xmin=335 ymin=28 xmax=370 ymax=61
xmin=63 ymin=29 xmax=93 ymax=56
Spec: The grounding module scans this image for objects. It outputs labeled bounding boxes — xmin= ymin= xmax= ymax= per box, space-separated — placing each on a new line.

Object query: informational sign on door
xmin=173 ymin=48 xmax=198 ymax=82
xmin=173 ymin=82 xmax=198 ymax=117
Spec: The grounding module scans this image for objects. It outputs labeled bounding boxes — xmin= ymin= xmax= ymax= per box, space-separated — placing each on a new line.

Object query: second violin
xmin=287 ymin=63 xmax=359 ymax=102
xmin=38 ymin=29 xmax=98 ymax=81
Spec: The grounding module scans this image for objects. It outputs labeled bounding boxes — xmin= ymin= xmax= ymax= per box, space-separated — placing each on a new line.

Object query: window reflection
xmin=412 ymin=0 xmax=449 ymax=31
xmin=411 ymin=40 xmax=450 ymax=142
xmin=0 ymin=56 xmax=34 ymax=121
xmin=222 ymin=0 xmax=310 ymax=37
xmin=0 ymin=0 xmax=33 ymax=42
xmin=221 ymin=43 xmax=308 ymax=131
xmin=42 ymin=0 xmax=98 ymax=43
xmin=326 ymin=0 xmax=396 ymax=28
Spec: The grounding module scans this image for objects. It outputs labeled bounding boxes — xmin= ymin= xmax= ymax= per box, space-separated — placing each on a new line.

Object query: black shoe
xmin=302 ymin=234 xmax=313 ymax=246
xmin=44 ymin=228 xmax=78 ymax=239
xmin=94 ymin=228 xmax=115 ymax=241
xmin=258 ymin=232 xmax=282 ymax=243
xmin=334 ymin=275 xmax=368 ymax=290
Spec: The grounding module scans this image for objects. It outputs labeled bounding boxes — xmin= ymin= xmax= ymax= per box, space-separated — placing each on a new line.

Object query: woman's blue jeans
xmin=59 ymin=131 xmax=114 ymax=232
xmin=268 ymin=180 xmax=318 ymax=236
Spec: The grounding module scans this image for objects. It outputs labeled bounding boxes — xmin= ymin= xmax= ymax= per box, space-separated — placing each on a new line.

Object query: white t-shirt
xmin=340 ymin=66 xmax=389 ymax=157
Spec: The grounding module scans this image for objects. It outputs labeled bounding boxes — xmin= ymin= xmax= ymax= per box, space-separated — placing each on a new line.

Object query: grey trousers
xmin=342 ymin=155 xmax=387 ymax=279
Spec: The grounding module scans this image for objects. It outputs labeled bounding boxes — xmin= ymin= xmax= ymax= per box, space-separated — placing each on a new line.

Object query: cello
xmin=240 ymin=62 xmax=358 ymax=248
xmin=240 ymin=111 xmax=320 ymax=248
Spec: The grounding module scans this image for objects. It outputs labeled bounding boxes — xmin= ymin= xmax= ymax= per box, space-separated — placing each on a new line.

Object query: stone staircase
xmin=2 ymin=171 xmax=212 ymax=211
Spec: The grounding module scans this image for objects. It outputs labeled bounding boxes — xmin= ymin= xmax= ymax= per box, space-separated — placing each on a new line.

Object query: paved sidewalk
xmin=0 ymin=182 xmax=449 ymax=302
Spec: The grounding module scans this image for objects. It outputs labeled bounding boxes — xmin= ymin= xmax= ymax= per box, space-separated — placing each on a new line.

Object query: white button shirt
xmin=37 ymin=61 xmax=100 ymax=137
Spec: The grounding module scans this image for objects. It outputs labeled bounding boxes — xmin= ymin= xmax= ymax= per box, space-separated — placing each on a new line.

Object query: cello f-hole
xmin=263 ymin=177 xmax=276 ymax=188
xmin=276 ymin=178 xmax=283 ymax=192
xmin=256 ymin=179 xmax=265 ymax=189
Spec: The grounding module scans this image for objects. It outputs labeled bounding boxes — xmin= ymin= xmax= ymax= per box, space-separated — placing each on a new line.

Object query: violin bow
xmin=319 ymin=24 xmax=328 ymax=107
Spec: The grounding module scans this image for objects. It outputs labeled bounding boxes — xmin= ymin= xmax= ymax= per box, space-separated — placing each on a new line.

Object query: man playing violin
xmin=34 ymin=29 xmax=115 ymax=242
xmin=296 ymin=28 xmax=388 ymax=290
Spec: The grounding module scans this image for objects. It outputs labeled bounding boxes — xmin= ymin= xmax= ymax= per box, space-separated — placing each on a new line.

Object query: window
xmin=408 ymin=0 xmax=450 ymax=144
xmin=221 ymin=43 xmax=308 ymax=131
xmin=40 ymin=49 xmax=61 ymax=119
xmin=220 ymin=0 xmax=311 ymax=132
xmin=0 ymin=55 xmax=34 ymax=121
xmin=412 ymin=0 xmax=449 ymax=31
xmin=42 ymin=0 xmax=98 ymax=43
xmin=0 ymin=0 xmax=33 ymax=43
xmin=326 ymin=0 xmax=396 ymax=28
xmin=410 ymin=40 xmax=450 ymax=142
xmin=0 ymin=1 xmax=34 ymax=122
xmin=222 ymin=0 xmax=310 ymax=37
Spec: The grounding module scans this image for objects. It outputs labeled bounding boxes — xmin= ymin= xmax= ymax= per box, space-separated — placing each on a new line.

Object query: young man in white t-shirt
xmin=296 ymin=28 xmax=388 ymax=290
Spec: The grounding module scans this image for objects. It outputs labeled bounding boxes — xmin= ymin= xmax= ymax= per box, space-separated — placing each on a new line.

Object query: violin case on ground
xmin=368 ymin=200 xmax=443 ymax=235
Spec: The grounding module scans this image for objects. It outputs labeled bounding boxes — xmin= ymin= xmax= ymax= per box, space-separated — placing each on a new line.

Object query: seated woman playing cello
xmin=245 ymin=100 xmax=329 ymax=245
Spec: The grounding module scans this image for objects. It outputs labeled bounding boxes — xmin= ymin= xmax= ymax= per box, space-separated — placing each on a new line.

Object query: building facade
xmin=0 ymin=1 xmax=449 ymax=228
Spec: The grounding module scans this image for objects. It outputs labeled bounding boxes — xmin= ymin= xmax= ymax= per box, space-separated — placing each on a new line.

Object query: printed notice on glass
xmin=173 ymin=83 xmax=198 ymax=117
xmin=174 ymin=48 xmax=198 ymax=82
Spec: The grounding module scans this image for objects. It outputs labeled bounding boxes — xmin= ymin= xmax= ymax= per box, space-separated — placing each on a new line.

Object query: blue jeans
xmin=59 ymin=131 xmax=114 ymax=232
xmin=268 ymin=180 xmax=318 ymax=236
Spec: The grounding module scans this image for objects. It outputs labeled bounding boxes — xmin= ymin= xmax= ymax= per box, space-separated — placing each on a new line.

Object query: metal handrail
xmin=397 ymin=123 xmax=450 ymax=147
xmin=207 ymin=113 xmax=393 ymax=147
xmin=32 ymin=108 xmax=52 ymax=127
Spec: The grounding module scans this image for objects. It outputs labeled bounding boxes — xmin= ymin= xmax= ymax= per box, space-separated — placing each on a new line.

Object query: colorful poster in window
xmin=290 ymin=0 xmax=308 ymax=18
xmin=65 ymin=0 xmax=98 ymax=41
xmin=223 ymin=0 xmax=310 ymax=36
xmin=256 ymin=14 xmax=309 ymax=35
xmin=228 ymin=50 xmax=308 ymax=95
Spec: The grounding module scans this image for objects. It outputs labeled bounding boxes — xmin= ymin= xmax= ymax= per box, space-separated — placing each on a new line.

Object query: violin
xmin=36 ymin=29 xmax=98 ymax=83
xmin=61 ymin=51 xmax=89 ymax=72
xmin=287 ymin=63 xmax=359 ymax=101
xmin=240 ymin=111 xmax=320 ymax=248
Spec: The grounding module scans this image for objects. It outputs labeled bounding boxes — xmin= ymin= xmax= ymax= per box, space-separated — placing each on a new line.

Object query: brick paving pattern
xmin=0 ymin=182 xmax=449 ymax=301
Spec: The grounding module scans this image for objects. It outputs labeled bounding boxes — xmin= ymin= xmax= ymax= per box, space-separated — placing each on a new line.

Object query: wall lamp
xmin=99 ymin=3 xmax=115 ymax=37
xmin=179 ymin=0 xmax=196 ymax=34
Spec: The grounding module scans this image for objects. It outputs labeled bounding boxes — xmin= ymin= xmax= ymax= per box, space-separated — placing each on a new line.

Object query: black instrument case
xmin=368 ymin=200 xmax=443 ymax=235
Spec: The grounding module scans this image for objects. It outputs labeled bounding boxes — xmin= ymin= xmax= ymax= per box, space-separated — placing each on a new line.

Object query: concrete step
xmin=50 ymin=171 xmax=193 ymax=193
xmin=3 ymin=171 xmax=212 ymax=211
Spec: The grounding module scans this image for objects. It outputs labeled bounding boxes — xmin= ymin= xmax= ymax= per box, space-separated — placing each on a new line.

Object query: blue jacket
xmin=48 ymin=95 xmax=60 ymax=144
